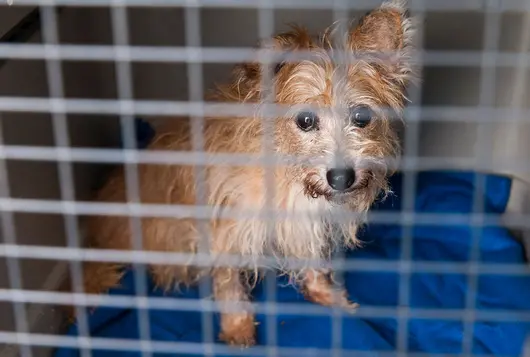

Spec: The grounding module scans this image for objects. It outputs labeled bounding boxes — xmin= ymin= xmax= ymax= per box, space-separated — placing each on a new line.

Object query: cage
xmin=0 ymin=1 xmax=529 ymax=357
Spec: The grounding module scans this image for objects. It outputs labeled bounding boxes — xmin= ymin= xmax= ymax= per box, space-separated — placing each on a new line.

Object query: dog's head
xmin=227 ymin=1 xmax=415 ymax=209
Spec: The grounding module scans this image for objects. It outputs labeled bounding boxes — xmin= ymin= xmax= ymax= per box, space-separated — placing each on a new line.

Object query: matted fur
xmin=78 ymin=0 xmax=415 ymax=347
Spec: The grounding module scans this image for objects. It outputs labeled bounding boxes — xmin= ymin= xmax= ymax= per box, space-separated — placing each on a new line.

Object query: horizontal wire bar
xmin=4 ymin=0 xmax=530 ymax=12
xmin=0 ymin=144 xmax=527 ymax=174
xmin=0 ymin=44 xmax=523 ymax=68
xmin=1 ymin=244 xmax=530 ymax=276
xmin=0 ymin=97 xmax=527 ymax=124
xmin=0 ymin=331 xmax=521 ymax=357
xmin=2 ymin=288 xmax=530 ymax=323
xmin=0 ymin=196 xmax=515 ymax=226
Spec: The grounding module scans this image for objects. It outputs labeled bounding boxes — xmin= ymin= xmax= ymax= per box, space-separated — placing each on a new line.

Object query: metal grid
xmin=0 ymin=1 xmax=529 ymax=357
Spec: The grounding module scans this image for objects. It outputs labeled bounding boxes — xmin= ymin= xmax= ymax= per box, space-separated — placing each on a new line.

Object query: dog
xmin=78 ymin=0 xmax=415 ymax=347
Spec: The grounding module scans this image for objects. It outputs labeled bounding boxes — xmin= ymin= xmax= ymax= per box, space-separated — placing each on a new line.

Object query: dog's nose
xmin=326 ymin=168 xmax=356 ymax=191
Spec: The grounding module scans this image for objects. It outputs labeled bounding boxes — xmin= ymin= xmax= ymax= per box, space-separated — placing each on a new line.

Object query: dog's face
xmin=232 ymin=1 xmax=414 ymax=209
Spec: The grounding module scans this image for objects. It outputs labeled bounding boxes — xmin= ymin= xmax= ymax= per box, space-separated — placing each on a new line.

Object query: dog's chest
xmin=271 ymin=185 xmax=334 ymax=250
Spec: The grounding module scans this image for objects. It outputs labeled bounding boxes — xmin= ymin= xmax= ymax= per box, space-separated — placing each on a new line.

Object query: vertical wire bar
xmin=503 ymin=1 xmax=530 ymax=199
xmin=110 ymin=2 xmax=152 ymax=357
xmin=396 ymin=1 xmax=425 ymax=355
xmin=508 ymin=3 xmax=530 ymax=109
xmin=518 ymin=9 xmax=530 ymax=357
xmin=257 ymin=1 xmax=277 ymax=355
xmin=39 ymin=6 xmax=92 ymax=357
xmin=184 ymin=2 xmax=214 ymax=355
xmin=462 ymin=1 xmax=501 ymax=355
xmin=0 ymin=114 xmax=32 ymax=357
xmin=329 ymin=2 xmax=349 ymax=357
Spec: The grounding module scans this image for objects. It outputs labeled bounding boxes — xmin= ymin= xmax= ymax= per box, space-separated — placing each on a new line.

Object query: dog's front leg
xmin=213 ymin=267 xmax=256 ymax=347
xmin=301 ymin=269 xmax=359 ymax=311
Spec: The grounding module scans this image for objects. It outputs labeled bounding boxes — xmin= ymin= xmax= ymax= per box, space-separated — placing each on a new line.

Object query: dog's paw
xmin=341 ymin=299 xmax=360 ymax=313
xmin=219 ymin=314 xmax=256 ymax=348
xmin=219 ymin=332 xmax=256 ymax=348
xmin=304 ymin=285 xmax=359 ymax=312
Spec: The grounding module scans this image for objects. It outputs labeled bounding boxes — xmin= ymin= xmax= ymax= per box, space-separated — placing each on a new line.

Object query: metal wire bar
xmin=0 ymin=117 xmax=32 ymax=357
xmin=39 ymin=5 xmax=93 ymax=357
xmin=256 ymin=0 xmax=278 ymax=354
xmin=396 ymin=1 xmax=426 ymax=354
xmin=0 ymin=98 xmax=529 ymax=124
xmin=0 ymin=145 xmax=529 ymax=175
xmin=182 ymin=0 xmax=215 ymax=353
xmin=0 ymin=44 xmax=526 ymax=68
xmin=0 ymin=197 xmax=520 ymax=229
xmin=110 ymin=2 xmax=152 ymax=356
xmin=0 ymin=330 xmax=524 ymax=357
xmin=328 ymin=2 xmax=351 ymax=356
xmin=1 ymin=243 xmax=530 ymax=277
xmin=1 ymin=288 xmax=530 ymax=323
xmin=462 ymin=1 xmax=502 ymax=355
xmin=1 ymin=145 xmax=530 ymax=176
xmin=4 ymin=0 xmax=530 ymax=12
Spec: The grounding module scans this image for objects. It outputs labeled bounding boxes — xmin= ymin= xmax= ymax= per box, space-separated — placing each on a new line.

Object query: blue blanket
xmin=55 ymin=122 xmax=530 ymax=357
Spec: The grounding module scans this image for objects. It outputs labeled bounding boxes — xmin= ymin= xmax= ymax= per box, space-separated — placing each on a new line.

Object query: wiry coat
xmin=79 ymin=0 xmax=415 ymax=347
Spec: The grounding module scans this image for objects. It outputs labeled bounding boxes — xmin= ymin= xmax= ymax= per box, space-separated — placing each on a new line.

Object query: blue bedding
xmin=55 ymin=121 xmax=530 ymax=357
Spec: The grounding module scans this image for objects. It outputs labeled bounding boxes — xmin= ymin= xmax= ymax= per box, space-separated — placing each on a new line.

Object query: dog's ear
xmin=270 ymin=27 xmax=313 ymax=75
xmin=350 ymin=0 xmax=414 ymax=86
xmin=235 ymin=26 xmax=313 ymax=86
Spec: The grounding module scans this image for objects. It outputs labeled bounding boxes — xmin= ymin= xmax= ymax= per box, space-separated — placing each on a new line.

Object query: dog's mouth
xmin=303 ymin=169 xmax=376 ymax=202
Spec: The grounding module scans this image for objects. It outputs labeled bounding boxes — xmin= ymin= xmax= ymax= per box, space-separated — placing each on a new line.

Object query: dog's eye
xmin=350 ymin=106 xmax=373 ymax=128
xmin=296 ymin=111 xmax=318 ymax=131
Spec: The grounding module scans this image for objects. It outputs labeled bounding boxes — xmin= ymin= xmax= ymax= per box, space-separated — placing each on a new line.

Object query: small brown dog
xmin=80 ymin=0 xmax=415 ymax=347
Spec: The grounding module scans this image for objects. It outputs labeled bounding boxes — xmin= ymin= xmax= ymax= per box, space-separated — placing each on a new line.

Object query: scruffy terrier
xmin=79 ymin=0 xmax=415 ymax=347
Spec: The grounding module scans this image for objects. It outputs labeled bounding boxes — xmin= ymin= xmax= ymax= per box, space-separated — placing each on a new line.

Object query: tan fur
xmin=75 ymin=0 xmax=415 ymax=346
